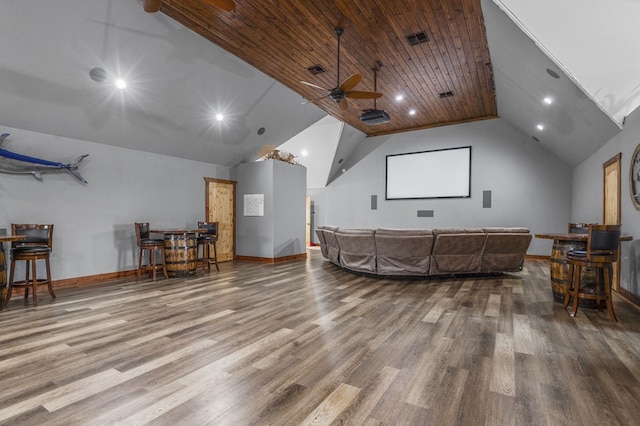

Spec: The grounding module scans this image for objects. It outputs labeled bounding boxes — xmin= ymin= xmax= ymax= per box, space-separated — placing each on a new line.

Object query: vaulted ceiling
xmin=0 ymin=0 xmax=634 ymax=183
xmin=160 ymin=0 xmax=497 ymax=136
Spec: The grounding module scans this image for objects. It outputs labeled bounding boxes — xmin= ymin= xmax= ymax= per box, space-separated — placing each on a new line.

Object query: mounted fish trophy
xmin=0 ymin=133 xmax=89 ymax=184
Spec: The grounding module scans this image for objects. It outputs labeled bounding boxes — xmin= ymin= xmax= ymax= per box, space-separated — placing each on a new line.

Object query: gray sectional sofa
xmin=316 ymin=225 xmax=532 ymax=277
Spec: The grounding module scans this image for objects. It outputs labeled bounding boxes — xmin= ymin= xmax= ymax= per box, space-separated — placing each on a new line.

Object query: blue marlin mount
xmin=0 ymin=133 xmax=89 ymax=184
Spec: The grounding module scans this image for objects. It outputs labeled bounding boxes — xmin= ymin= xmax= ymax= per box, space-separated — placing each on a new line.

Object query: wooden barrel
xmin=164 ymin=232 xmax=197 ymax=277
xmin=550 ymin=239 xmax=598 ymax=306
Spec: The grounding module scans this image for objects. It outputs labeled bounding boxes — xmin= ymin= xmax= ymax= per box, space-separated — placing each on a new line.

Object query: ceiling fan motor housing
xmin=329 ymin=88 xmax=346 ymax=101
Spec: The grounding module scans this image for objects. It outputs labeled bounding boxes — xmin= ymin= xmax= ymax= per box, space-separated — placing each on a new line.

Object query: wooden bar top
xmin=535 ymin=233 xmax=632 ymax=242
xmin=0 ymin=235 xmax=26 ymax=243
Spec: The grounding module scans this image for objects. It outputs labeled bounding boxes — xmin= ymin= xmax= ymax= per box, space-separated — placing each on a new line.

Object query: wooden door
xmin=205 ymin=178 xmax=236 ymax=262
xmin=603 ymin=153 xmax=622 ymax=290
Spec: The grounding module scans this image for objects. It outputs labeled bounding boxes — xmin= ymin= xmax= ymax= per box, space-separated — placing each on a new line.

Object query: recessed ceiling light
xmin=546 ymin=68 xmax=560 ymax=79
xmin=301 ymin=149 xmax=308 ymax=157
xmin=409 ymin=109 xmax=416 ymax=116
xmin=395 ymin=94 xmax=404 ymax=102
xmin=536 ymin=124 xmax=544 ymax=131
xmin=215 ymin=113 xmax=224 ymax=121
xmin=543 ymin=97 xmax=553 ymax=105
xmin=115 ymin=78 xmax=127 ymax=89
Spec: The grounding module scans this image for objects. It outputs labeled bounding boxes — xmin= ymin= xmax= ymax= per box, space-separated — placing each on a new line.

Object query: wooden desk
xmin=150 ymin=230 xmax=199 ymax=277
xmin=535 ymin=233 xmax=632 ymax=304
xmin=0 ymin=235 xmax=26 ymax=310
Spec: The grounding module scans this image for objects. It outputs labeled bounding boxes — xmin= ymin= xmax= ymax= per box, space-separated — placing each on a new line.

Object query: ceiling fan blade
xmin=204 ymin=0 xmax=237 ymax=12
xmin=338 ymin=98 xmax=349 ymax=110
xmin=143 ymin=0 xmax=162 ymax=13
xmin=339 ymin=73 xmax=362 ymax=92
xmin=301 ymin=81 xmax=328 ymax=91
xmin=346 ymin=91 xmax=383 ymax=99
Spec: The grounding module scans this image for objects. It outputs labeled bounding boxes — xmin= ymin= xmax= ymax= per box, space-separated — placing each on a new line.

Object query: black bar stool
xmin=7 ymin=224 xmax=55 ymax=306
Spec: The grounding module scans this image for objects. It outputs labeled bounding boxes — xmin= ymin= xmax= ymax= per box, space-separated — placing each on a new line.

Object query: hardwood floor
xmin=1 ymin=248 xmax=640 ymax=425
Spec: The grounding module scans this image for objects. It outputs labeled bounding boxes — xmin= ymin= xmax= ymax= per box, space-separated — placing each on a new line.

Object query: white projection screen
xmin=386 ymin=146 xmax=471 ymax=199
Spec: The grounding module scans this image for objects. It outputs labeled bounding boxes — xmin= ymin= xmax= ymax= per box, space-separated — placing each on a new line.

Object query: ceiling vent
xmin=406 ymin=32 xmax=429 ymax=46
xmin=439 ymin=90 xmax=454 ymax=98
xmin=307 ymin=64 xmax=326 ymax=75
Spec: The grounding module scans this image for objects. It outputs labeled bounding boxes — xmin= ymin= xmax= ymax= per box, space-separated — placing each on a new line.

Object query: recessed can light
xmin=409 ymin=109 xmax=416 ymax=116
xmin=543 ymin=97 xmax=553 ymax=105
xmin=215 ymin=113 xmax=224 ymax=121
xmin=546 ymin=68 xmax=560 ymax=79
xmin=536 ymin=124 xmax=544 ymax=131
xmin=395 ymin=94 xmax=404 ymax=102
xmin=115 ymin=79 xmax=127 ymax=89
xmin=89 ymin=67 xmax=107 ymax=83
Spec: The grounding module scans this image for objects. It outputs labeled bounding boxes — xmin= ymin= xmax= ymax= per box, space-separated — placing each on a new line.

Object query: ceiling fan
xmin=142 ymin=0 xmax=236 ymax=13
xmin=301 ymin=27 xmax=382 ymax=111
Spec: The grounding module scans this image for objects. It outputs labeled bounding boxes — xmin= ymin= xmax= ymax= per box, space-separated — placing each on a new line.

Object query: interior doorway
xmin=204 ymin=178 xmax=236 ymax=262
xmin=603 ymin=153 xmax=622 ymax=290
xmin=306 ymin=196 xmax=311 ymax=247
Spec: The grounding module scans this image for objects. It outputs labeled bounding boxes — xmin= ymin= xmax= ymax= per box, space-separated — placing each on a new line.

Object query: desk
xmin=0 ymin=235 xmax=26 ymax=310
xmin=535 ymin=233 xmax=632 ymax=304
xmin=150 ymin=230 xmax=198 ymax=277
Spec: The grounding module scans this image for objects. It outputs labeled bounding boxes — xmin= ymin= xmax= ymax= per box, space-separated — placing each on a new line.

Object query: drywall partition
xmin=0 ymin=126 xmax=231 ymax=281
xmin=572 ymin=106 xmax=640 ymax=299
xmin=309 ymin=118 xmax=572 ymax=256
xmin=235 ymin=159 xmax=306 ymax=260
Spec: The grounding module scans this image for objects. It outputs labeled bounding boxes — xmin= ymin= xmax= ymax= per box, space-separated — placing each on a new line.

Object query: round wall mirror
xmin=630 ymin=143 xmax=640 ymax=210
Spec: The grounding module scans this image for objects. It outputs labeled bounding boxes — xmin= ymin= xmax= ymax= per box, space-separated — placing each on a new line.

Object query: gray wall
xmin=572 ymin=107 xmax=640 ymax=296
xmin=309 ymin=118 xmax=573 ymax=256
xmin=235 ymin=159 xmax=306 ymax=259
xmin=0 ymin=125 xmax=231 ymax=281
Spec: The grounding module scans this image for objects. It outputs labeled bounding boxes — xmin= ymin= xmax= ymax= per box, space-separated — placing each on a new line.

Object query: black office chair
xmin=7 ymin=224 xmax=55 ymax=306
xmin=135 ymin=222 xmax=168 ymax=282
xmin=197 ymin=221 xmax=219 ymax=272
xmin=563 ymin=224 xmax=621 ymax=320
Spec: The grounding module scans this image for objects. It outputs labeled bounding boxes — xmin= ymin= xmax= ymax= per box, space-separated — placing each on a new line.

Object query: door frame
xmin=603 ymin=153 xmax=622 ymax=289
xmin=204 ymin=177 xmax=237 ymax=261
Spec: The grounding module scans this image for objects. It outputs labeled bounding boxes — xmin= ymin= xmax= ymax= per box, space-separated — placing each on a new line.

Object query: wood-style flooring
xmin=1 ymin=248 xmax=640 ymax=425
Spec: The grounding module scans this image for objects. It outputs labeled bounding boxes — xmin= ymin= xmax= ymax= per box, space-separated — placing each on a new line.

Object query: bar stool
xmin=6 ymin=224 xmax=55 ymax=307
xmin=197 ymin=221 xmax=219 ymax=272
xmin=562 ymin=224 xmax=621 ymax=320
xmin=135 ymin=222 xmax=168 ymax=281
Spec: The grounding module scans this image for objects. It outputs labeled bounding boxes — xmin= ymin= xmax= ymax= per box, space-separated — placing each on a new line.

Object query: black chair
xmin=197 ymin=221 xmax=219 ymax=272
xmin=7 ymin=224 xmax=55 ymax=306
xmin=135 ymin=222 xmax=168 ymax=282
xmin=563 ymin=224 xmax=621 ymax=320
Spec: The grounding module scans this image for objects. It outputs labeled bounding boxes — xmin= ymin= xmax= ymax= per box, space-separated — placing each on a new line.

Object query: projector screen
xmin=386 ymin=146 xmax=471 ymax=200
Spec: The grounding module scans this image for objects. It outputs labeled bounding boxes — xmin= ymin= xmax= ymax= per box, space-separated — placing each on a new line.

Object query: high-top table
xmin=0 ymin=235 xmax=26 ymax=310
xmin=535 ymin=232 xmax=632 ymax=305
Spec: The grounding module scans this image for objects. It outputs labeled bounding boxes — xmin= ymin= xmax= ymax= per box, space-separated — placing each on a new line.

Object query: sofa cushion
xmin=481 ymin=233 xmax=532 ymax=272
xmin=335 ymin=229 xmax=376 ymax=273
xmin=430 ymin=230 xmax=487 ymax=274
xmin=375 ymin=228 xmax=433 ymax=275
xmin=483 ymin=227 xmax=530 ymax=234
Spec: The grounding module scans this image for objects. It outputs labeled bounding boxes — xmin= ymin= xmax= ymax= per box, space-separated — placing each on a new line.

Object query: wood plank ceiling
xmin=159 ymin=0 xmax=497 ymax=137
